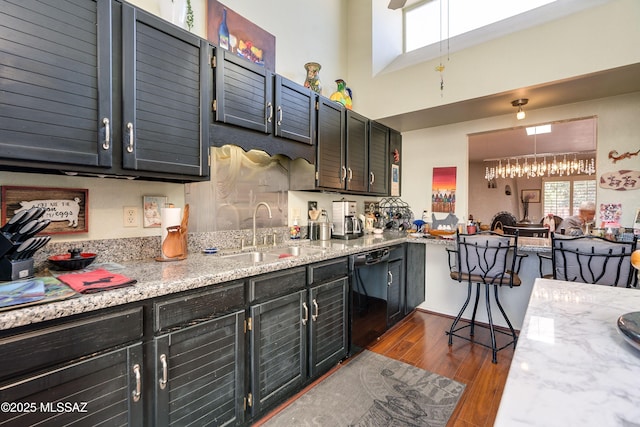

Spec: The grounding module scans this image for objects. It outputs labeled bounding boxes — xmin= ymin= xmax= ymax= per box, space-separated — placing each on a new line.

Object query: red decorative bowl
xmin=48 ymin=252 xmax=97 ymax=271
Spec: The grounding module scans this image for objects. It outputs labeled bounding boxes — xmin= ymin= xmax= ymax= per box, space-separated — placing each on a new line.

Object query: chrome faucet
xmin=252 ymin=202 xmax=272 ymax=247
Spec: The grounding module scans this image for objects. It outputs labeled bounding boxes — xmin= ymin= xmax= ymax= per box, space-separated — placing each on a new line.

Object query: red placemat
xmin=57 ymin=268 xmax=136 ymax=293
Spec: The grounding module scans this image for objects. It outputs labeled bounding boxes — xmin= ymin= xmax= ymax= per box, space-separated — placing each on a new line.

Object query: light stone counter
xmin=0 ymin=232 xmax=550 ymax=332
xmin=495 ymin=278 xmax=640 ymax=426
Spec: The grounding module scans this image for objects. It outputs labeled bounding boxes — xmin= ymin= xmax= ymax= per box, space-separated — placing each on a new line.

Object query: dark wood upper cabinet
xmin=0 ymin=0 xmax=112 ymax=168
xmin=211 ymin=49 xmax=315 ymax=162
xmin=315 ymin=97 xmax=346 ymax=190
xmin=121 ymin=6 xmax=209 ymax=177
xmin=345 ymin=110 xmax=369 ymax=193
xmin=0 ymin=0 xmax=209 ymax=181
xmin=369 ymin=121 xmax=390 ymax=195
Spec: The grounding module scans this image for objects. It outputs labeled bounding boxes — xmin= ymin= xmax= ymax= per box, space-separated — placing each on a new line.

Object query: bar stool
xmin=446 ymin=231 xmax=523 ymax=363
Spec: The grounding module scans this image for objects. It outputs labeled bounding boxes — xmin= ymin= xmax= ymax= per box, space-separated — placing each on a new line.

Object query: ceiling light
xmin=388 ymin=0 xmax=407 ymax=10
xmin=511 ymin=98 xmax=528 ymax=120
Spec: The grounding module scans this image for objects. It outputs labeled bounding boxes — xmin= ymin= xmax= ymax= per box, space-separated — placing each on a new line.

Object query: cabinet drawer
xmin=154 ymin=281 xmax=245 ymax=332
xmin=0 ymin=307 xmax=143 ymax=382
xmin=308 ymin=257 xmax=349 ymax=285
xmin=249 ymin=267 xmax=306 ymax=302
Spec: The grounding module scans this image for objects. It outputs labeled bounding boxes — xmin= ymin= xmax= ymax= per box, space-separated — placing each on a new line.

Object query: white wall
xmin=347 ymin=0 xmax=640 ymax=121
xmin=401 ymin=92 xmax=640 ymax=227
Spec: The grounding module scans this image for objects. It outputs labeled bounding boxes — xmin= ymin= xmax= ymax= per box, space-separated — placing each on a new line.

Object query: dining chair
xmin=549 ymin=233 xmax=638 ymax=287
xmin=446 ymin=231 xmax=524 ymax=363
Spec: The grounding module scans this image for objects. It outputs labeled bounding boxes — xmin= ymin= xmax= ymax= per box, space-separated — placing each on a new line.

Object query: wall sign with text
xmin=1 ymin=186 xmax=89 ymax=234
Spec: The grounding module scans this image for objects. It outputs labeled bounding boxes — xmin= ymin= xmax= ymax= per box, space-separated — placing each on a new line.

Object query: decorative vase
xmin=159 ymin=0 xmax=187 ymax=29
xmin=303 ymin=62 xmax=322 ymax=94
xmin=330 ymin=79 xmax=353 ymax=110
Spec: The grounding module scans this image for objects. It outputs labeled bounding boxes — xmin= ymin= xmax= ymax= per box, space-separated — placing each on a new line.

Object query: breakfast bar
xmin=495 ymin=278 xmax=640 ymax=426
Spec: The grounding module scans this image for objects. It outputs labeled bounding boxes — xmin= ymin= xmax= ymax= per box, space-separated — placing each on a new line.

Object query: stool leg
xmin=485 ymin=284 xmax=497 ymax=363
xmin=469 ymin=282 xmax=481 ymax=336
xmin=448 ymin=281 xmax=473 ymax=345
xmin=494 ymin=285 xmax=518 ymax=348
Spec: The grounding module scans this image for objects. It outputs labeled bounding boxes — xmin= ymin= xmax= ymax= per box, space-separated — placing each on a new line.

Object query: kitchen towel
xmin=57 ymin=268 xmax=137 ymax=293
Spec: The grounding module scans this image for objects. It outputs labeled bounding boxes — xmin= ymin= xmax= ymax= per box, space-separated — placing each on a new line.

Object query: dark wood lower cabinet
xmin=0 ymin=247 xmax=421 ymax=426
xmin=0 ymin=343 xmax=144 ymax=426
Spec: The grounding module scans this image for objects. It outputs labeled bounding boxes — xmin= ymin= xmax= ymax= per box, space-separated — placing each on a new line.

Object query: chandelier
xmin=485 ymin=152 xmax=596 ymax=181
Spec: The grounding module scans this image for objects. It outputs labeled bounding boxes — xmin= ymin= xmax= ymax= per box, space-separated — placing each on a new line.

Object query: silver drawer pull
xmin=132 ymin=364 xmax=141 ymax=402
xmin=126 ymin=122 xmax=134 ymax=153
xmin=267 ymin=102 xmax=273 ymax=123
xmin=312 ymin=299 xmax=319 ymax=321
xmin=102 ymin=117 xmax=110 ymax=150
xmin=277 ymin=106 xmax=283 ymax=126
xmin=302 ymin=302 xmax=308 ymax=325
xmin=159 ymin=354 xmax=168 ymax=390
xmin=388 ymin=271 xmax=393 ymax=286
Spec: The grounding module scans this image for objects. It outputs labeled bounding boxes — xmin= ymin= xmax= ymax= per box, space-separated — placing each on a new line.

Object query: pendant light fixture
xmin=512 ymin=98 xmax=528 ymax=120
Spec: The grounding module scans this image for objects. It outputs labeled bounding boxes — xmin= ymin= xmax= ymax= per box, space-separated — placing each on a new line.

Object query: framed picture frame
xmin=143 ymin=196 xmax=167 ymax=228
xmin=521 ymin=189 xmax=541 ymax=203
xmin=1 ymin=186 xmax=88 ymax=234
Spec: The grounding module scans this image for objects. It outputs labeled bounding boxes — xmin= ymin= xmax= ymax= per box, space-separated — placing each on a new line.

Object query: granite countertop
xmin=0 ymin=232 xmax=547 ymax=331
xmin=495 ymin=278 xmax=640 ymax=426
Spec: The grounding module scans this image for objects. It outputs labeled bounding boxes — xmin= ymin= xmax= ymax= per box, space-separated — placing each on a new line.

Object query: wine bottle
xmin=218 ymin=8 xmax=229 ymax=50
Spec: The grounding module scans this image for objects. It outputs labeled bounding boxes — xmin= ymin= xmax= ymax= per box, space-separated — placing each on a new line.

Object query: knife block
xmin=0 ymin=234 xmax=13 ymax=258
xmin=0 ymin=257 xmax=34 ymax=281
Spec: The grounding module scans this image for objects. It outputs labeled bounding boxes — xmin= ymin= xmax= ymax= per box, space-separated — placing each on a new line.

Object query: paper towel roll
xmin=161 ymin=207 xmax=182 ymax=256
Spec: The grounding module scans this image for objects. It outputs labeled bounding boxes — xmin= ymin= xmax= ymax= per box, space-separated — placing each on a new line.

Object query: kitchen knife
xmin=8 ymin=237 xmax=36 ymax=260
xmin=26 ymin=219 xmax=51 ymax=237
xmin=11 ymin=220 xmax=39 ymax=243
xmin=1 ymin=210 xmax=30 ymax=234
xmin=23 ymin=236 xmax=50 ymax=259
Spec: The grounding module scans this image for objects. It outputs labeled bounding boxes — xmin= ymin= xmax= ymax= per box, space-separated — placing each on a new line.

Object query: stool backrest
xmin=551 ymin=233 xmax=638 ymax=287
xmin=453 ymin=232 xmax=518 ymax=286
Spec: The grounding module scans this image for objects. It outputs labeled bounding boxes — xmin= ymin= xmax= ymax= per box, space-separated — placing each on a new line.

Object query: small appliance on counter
xmin=332 ymin=200 xmax=363 ymax=240
xmin=0 ymin=207 xmax=51 ymax=281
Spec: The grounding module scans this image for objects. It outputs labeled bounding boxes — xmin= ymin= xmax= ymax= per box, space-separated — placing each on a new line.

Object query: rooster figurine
xmin=330 ymin=79 xmax=353 ymax=110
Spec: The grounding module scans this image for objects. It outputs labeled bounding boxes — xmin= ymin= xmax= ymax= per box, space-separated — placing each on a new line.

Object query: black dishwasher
xmin=349 ymin=247 xmax=390 ymax=353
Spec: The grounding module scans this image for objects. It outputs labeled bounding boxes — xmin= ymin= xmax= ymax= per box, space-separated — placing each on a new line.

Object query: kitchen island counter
xmin=495 ymin=278 xmax=640 ymax=426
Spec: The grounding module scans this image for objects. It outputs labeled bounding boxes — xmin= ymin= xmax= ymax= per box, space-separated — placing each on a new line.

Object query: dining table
xmin=495 ymin=278 xmax=640 ymax=426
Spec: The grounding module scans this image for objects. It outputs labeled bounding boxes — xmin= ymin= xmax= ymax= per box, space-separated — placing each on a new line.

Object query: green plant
xmin=186 ymin=0 xmax=194 ymax=31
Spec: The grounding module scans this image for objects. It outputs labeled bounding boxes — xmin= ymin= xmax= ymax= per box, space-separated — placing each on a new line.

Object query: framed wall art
xmin=143 ymin=196 xmax=167 ymax=228
xmin=1 ymin=186 xmax=88 ymax=234
xmin=206 ymin=0 xmax=276 ymax=71
xmin=521 ymin=189 xmax=541 ymax=203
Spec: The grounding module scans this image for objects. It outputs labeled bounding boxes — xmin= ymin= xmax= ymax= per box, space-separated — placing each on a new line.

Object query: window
xmin=543 ymin=178 xmax=596 ymax=218
xmin=404 ymin=0 xmax=557 ymax=53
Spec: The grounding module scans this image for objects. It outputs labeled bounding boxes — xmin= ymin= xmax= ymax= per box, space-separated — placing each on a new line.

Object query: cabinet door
xmin=250 ymin=290 xmax=307 ymax=417
xmin=121 ymin=6 xmax=208 ymax=177
xmin=345 ymin=110 xmax=369 ymax=192
xmin=369 ymin=121 xmax=390 ymax=195
xmin=214 ymin=49 xmax=272 ymax=134
xmin=405 ymin=243 xmax=426 ymax=314
xmin=0 ymin=0 xmax=112 ymax=167
xmin=387 ymin=258 xmax=405 ymax=327
xmin=309 ymin=277 xmax=349 ymax=378
xmin=0 ymin=343 xmax=143 ymax=426
xmin=316 ymin=97 xmax=346 ymax=190
xmin=153 ymin=311 xmax=245 ymax=427
xmin=274 ymin=75 xmax=315 ymax=145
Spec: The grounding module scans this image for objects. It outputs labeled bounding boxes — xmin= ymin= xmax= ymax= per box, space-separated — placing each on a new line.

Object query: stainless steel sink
xmin=220 ymin=251 xmax=279 ymax=263
xmin=267 ymin=246 xmax=326 ymax=257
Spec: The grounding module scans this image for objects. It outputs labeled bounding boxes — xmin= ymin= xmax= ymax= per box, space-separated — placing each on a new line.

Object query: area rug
xmin=262 ymin=350 xmax=466 ymax=427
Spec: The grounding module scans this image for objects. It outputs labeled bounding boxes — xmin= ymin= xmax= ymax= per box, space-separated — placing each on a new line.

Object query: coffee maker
xmin=332 ymin=200 xmax=362 ymax=239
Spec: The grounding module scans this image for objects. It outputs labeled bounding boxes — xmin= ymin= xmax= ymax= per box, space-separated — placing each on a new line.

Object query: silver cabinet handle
xmin=340 ymin=166 xmax=347 ymax=182
xmin=159 ymin=354 xmax=168 ymax=390
xmin=267 ymin=102 xmax=273 ymax=123
xmin=277 ymin=105 xmax=283 ymax=126
xmin=102 ymin=117 xmax=110 ymax=150
xmin=126 ymin=122 xmax=134 ymax=153
xmin=312 ymin=299 xmax=319 ymax=321
xmin=388 ymin=271 xmax=393 ymax=287
xmin=132 ymin=363 xmax=141 ymax=402
xmin=370 ymin=171 xmax=375 ymax=185
xmin=348 ymin=168 xmax=353 ymax=182
xmin=302 ymin=302 xmax=308 ymax=325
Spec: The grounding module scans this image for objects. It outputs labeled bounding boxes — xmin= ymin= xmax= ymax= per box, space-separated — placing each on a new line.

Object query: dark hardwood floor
xmin=256 ymin=309 xmax=515 ymax=426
